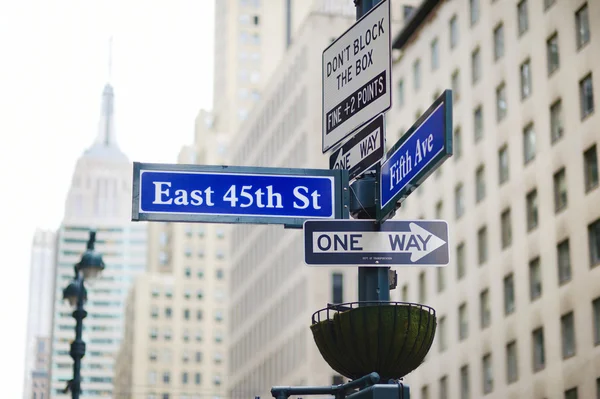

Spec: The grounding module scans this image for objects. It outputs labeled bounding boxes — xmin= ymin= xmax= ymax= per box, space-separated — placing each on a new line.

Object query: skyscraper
xmin=23 ymin=229 xmax=56 ymax=399
xmin=48 ymin=81 xmax=148 ymax=398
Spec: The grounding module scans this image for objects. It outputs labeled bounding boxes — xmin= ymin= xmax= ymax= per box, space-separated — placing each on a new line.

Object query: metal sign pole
xmin=352 ymin=0 xmax=390 ymax=303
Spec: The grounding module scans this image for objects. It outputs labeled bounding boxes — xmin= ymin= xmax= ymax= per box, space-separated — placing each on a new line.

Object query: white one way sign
xmin=304 ymin=220 xmax=450 ymax=266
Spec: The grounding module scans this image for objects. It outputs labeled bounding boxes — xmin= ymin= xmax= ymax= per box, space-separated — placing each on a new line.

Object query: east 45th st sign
xmin=304 ymin=220 xmax=450 ymax=266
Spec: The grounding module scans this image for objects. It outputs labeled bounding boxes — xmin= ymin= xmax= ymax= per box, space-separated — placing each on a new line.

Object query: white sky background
xmin=0 ymin=0 xmax=215 ymax=394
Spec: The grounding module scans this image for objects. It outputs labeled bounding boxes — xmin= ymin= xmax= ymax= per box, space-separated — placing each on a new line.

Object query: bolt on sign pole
xmin=352 ymin=0 xmax=390 ymax=303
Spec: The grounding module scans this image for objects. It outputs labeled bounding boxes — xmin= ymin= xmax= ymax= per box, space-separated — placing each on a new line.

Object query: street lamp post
xmin=62 ymin=230 xmax=105 ymax=399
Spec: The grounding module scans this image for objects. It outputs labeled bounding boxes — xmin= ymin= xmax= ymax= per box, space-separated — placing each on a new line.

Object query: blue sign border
xmin=376 ymin=90 xmax=453 ymax=222
xmin=132 ymin=162 xmax=350 ymax=229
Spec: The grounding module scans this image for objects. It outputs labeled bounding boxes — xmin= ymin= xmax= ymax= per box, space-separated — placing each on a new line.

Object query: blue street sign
xmin=377 ymin=90 xmax=453 ymax=222
xmin=132 ymin=163 xmax=349 ymax=228
xmin=304 ymin=219 xmax=450 ymax=266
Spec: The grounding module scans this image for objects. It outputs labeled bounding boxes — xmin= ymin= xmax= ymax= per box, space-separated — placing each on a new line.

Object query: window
xmin=506 ymin=341 xmax=518 ymax=383
xmin=475 ymin=165 xmax=485 ymax=202
xmin=544 ymin=0 xmax=556 ymax=10
xmin=593 ymin=297 xmax=600 ymax=345
xmin=451 ymin=70 xmax=460 ymax=102
xmin=496 ymin=82 xmax=507 ymax=121
xmin=469 ymin=0 xmax=479 ymax=25
xmin=460 ymin=365 xmax=469 ymax=399
xmin=431 ymin=38 xmax=439 ymax=70
xmin=547 ymin=33 xmax=559 ymax=75
xmin=565 ymin=387 xmax=578 ymax=399
xmin=499 ymin=145 xmax=509 ymax=184
xmin=553 ymin=167 xmax=568 ymax=212
xmin=421 ymin=385 xmax=429 ymax=399
xmin=418 ymin=272 xmax=427 ymax=303
xmin=454 ymin=127 xmax=462 ymax=160
xmin=482 ymin=353 xmax=493 ymax=394
xmin=439 ymin=376 xmax=448 ymax=399
xmin=474 ymin=106 xmax=483 ymax=141
xmin=575 ymin=3 xmax=590 ymax=49
xmin=523 ymin=123 xmax=536 ymax=164
xmin=455 ymin=184 xmax=465 ymax=219
xmin=401 ymin=284 xmax=408 ymax=301
xmin=550 ymin=99 xmax=564 ymax=143
xmin=196 ymin=310 xmax=203 ymax=320
xmin=457 ymin=242 xmax=466 ymax=279
xmin=164 ymin=307 xmax=172 ymax=318
xmin=195 ymin=373 xmax=201 ymax=385
xmin=150 ymin=328 xmax=158 ymax=340
xmin=151 ymin=306 xmax=159 ymax=319
xmin=149 ymin=350 xmax=158 ymax=361
xmin=148 ymin=371 xmax=157 ymax=385
xmin=332 ymin=273 xmax=343 ymax=303
xmin=584 ymin=145 xmax=599 ymax=191
xmin=471 ymin=48 xmax=481 ymax=84
xmin=195 ymin=351 xmax=202 ymax=363
xmin=477 ymin=226 xmax=488 ymax=265
xmin=494 ymin=23 xmax=504 ymax=60
xmin=480 ymin=289 xmax=491 ymax=328
xmin=184 ymin=267 xmax=191 ymax=278
xmin=437 ymin=267 xmax=445 ymax=293
xmin=557 ymin=239 xmax=571 ymax=285
xmin=182 ymin=372 xmax=188 ymax=384
xmin=520 ymin=59 xmax=532 ymax=99
xmin=517 ymin=0 xmax=528 ymax=35
xmin=504 ymin=274 xmax=515 ymax=315
xmin=459 ymin=302 xmax=468 ymax=340
xmin=332 ymin=376 xmax=344 ymax=385
xmin=163 ymin=372 xmax=170 ymax=384
xmin=526 ymin=189 xmax=538 ymax=230
xmin=589 ymin=219 xmax=600 ymax=267
xmin=450 ymin=15 xmax=458 ymax=49
xmin=435 ymin=200 xmax=443 ymax=219
xmin=529 ymin=257 xmax=542 ymax=300
xmin=438 ymin=316 xmax=447 ymax=352
xmin=397 ymin=80 xmax=404 ymax=108
xmin=413 ymin=59 xmax=421 ymax=91
xmin=532 ymin=327 xmax=545 ymax=371
xmin=561 ymin=311 xmax=576 ymax=358
xmin=216 ymin=269 xmax=224 ymax=279
xmin=580 ymin=73 xmax=594 ymax=119
xmin=501 ymin=209 xmax=512 ymax=249
xmin=196 ymin=290 xmax=204 ymax=300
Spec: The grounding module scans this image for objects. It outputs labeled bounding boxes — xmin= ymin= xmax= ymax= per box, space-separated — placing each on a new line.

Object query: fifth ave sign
xmin=322 ymin=0 xmax=391 ymax=153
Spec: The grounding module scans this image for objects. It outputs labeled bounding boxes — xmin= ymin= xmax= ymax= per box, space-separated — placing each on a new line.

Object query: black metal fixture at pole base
xmin=62 ymin=230 xmax=105 ymax=399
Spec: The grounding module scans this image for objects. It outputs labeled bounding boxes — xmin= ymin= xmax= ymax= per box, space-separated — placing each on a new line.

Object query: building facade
xmin=384 ymin=0 xmax=600 ymax=398
xmin=48 ymin=83 xmax=148 ymax=398
xmin=23 ymin=229 xmax=56 ymax=399
xmin=113 ymin=112 xmax=230 ymax=399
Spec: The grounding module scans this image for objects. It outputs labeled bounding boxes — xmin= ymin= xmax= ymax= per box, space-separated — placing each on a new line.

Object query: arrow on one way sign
xmin=304 ymin=219 xmax=450 ymax=266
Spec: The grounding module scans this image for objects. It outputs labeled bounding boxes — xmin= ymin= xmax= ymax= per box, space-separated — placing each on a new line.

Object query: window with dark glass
xmin=504 ymin=273 xmax=515 ymax=315
xmin=584 ymin=145 xmax=599 ymax=192
xmin=580 ymin=73 xmax=594 ymax=119
xmin=517 ymin=0 xmax=528 ymax=35
xmin=499 ymin=145 xmax=509 ymax=184
xmin=561 ymin=311 xmax=576 ymax=358
xmin=475 ymin=165 xmax=486 ymax=203
xmin=550 ymin=99 xmax=564 ymax=143
xmin=460 ymin=365 xmax=469 ymax=399
xmin=478 ymin=226 xmax=488 ymax=265
xmin=529 ymin=257 xmax=542 ymax=300
xmin=557 ymin=239 xmax=571 ymax=285
xmin=589 ymin=219 xmax=600 ymax=267
xmin=593 ymin=297 xmax=600 ymax=345
xmin=501 ymin=208 xmax=512 ymax=249
xmin=553 ymin=167 xmax=568 ymax=212
xmin=523 ymin=123 xmax=536 ymax=164
xmin=496 ymin=82 xmax=507 ymax=121
xmin=575 ymin=3 xmax=590 ymax=49
xmin=480 ymin=289 xmax=491 ymax=328
xmin=565 ymin=387 xmax=578 ymax=399
xmin=457 ymin=242 xmax=466 ymax=279
xmin=482 ymin=353 xmax=493 ymax=394
xmin=459 ymin=302 xmax=468 ymax=340
xmin=494 ymin=23 xmax=504 ymax=60
xmin=332 ymin=272 xmax=343 ymax=304
xmin=450 ymin=15 xmax=459 ymax=49
xmin=506 ymin=341 xmax=518 ymax=383
xmin=471 ymin=48 xmax=481 ymax=84
xmin=526 ymin=189 xmax=538 ymax=231
xmin=532 ymin=327 xmax=545 ymax=371
xmin=547 ymin=32 xmax=559 ymax=75
xmin=474 ymin=105 xmax=483 ymax=141
xmin=520 ymin=59 xmax=532 ymax=99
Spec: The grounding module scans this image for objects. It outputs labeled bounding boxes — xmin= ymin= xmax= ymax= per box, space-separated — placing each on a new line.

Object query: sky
xmin=0 ymin=0 xmax=215 ymax=395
